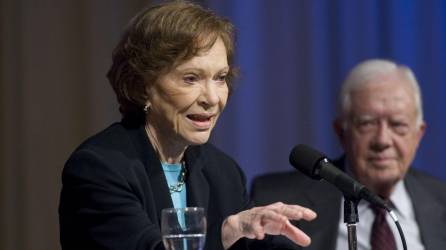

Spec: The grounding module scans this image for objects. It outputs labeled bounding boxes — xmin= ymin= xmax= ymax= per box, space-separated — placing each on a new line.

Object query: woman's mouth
xmin=187 ymin=114 xmax=213 ymax=129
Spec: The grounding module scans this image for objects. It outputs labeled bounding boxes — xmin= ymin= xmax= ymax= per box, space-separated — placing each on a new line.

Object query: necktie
xmin=370 ymin=205 xmax=397 ymax=250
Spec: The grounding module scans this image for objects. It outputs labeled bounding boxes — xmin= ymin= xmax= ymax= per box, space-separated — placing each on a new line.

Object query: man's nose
xmin=371 ymin=121 xmax=392 ymax=150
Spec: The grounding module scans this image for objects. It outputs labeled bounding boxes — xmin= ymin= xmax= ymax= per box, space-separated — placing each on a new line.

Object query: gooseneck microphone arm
xmin=343 ymin=197 xmax=359 ymax=250
xmin=289 ymin=144 xmax=407 ymax=250
xmin=318 ymin=159 xmax=360 ymax=250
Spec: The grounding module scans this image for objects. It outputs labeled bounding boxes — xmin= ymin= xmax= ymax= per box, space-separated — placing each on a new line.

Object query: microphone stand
xmin=344 ymin=196 xmax=359 ymax=250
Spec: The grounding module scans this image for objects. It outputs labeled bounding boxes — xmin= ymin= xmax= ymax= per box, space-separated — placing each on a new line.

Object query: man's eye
xmin=391 ymin=121 xmax=410 ymax=134
xmin=391 ymin=121 xmax=405 ymax=127
xmin=358 ymin=120 xmax=376 ymax=128
xmin=354 ymin=119 xmax=378 ymax=133
xmin=358 ymin=121 xmax=372 ymax=126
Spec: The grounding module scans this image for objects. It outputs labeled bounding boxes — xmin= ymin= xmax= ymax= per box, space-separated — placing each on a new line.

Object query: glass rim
xmin=161 ymin=207 xmax=204 ymax=213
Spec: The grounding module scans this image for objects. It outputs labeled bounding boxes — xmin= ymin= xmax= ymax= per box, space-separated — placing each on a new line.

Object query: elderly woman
xmin=59 ymin=2 xmax=316 ymax=250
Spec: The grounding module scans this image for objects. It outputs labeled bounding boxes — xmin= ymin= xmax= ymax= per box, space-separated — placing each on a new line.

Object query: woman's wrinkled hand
xmin=221 ymin=202 xmax=317 ymax=249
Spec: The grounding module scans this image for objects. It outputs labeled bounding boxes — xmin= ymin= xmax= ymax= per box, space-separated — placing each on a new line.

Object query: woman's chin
xmin=185 ymin=133 xmax=212 ymax=146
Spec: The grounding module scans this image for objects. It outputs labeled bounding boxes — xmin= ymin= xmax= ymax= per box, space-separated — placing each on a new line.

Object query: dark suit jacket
xmin=250 ymin=164 xmax=446 ymax=250
xmin=59 ymin=122 xmax=250 ymax=250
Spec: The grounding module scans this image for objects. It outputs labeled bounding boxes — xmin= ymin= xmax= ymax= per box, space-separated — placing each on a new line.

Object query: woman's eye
xmin=183 ymin=75 xmax=199 ymax=83
xmin=216 ymin=74 xmax=227 ymax=82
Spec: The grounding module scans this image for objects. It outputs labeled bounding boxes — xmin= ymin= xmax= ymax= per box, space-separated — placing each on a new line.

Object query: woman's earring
xmin=143 ymin=104 xmax=150 ymax=114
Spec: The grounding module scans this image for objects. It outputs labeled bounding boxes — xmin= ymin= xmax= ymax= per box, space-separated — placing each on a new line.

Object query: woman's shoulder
xmin=65 ymin=122 xmax=146 ymax=169
xmin=63 ymin=122 xmax=149 ymax=178
xmin=73 ymin=122 xmax=140 ymax=152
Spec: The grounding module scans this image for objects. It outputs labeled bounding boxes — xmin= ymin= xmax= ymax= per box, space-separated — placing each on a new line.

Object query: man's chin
xmin=367 ymin=172 xmax=401 ymax=194
xmin=370 ymin=160 xmax=397 ymax=169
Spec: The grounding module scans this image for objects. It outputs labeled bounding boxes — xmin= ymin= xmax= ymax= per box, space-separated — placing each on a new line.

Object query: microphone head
xmin=289 ymin=144 xmax=326 ymax=180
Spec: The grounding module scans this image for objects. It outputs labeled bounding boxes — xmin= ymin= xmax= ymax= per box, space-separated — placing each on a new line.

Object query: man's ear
xmin=333 ymin=118 xmax=346 ymax=147
xmin=416 ymin=121 xmax=427 ymax=143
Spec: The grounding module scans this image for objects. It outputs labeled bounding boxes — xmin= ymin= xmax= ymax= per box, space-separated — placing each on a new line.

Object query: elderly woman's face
xmin=147 ymin=38 xmax=229 ymax=147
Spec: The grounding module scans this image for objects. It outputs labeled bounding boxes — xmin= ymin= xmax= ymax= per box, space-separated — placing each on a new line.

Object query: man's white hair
xmin=337 ymin=59 xmax=423 ymax=128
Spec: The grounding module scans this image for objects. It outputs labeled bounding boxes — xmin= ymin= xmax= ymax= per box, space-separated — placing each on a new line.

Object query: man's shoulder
xmin=405 ymin=168 xmax=446 ymax=210
xmin=407 ymin=168 xmax=446 ymax=193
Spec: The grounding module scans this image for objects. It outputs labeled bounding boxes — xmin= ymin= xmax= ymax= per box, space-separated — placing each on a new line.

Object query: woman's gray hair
xmin=337 ymin=59 xmax=423 ymax=128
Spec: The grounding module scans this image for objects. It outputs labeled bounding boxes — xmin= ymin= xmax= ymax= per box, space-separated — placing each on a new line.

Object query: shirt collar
xmin=389 ymin=179 xmax=413 ymax=220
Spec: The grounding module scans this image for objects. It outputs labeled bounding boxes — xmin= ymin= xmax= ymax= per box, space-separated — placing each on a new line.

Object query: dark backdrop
xmin=208 ymin=0 xmax=446 ymax=188
xmin=1 ymin=0 xmax=445 ymax=249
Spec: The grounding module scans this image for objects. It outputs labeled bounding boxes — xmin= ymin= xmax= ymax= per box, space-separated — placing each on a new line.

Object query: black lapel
xmin=405 ymin=170 xmax=446 ymax=248
xmin=184 ymin=145 xmax=210 ymax=213
xmin=126 ymin=124 xmax=173 ymax=224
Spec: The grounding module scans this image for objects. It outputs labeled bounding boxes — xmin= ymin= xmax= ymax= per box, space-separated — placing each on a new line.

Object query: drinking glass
xmin=161 ymin=207 xmax=207 ymax=250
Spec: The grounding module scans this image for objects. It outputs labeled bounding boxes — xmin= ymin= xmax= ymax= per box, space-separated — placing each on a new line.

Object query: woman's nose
xmin=197 ymin=82 xmax=219 ymax=108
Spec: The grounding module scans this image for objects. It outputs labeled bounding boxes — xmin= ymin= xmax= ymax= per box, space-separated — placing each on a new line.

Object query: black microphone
xmin=289 ymin=144 xmax=389 ymax=210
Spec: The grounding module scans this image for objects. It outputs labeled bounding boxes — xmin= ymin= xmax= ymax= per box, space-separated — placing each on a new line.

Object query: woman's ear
xmin=143 ymin=84 xmax=154 ymax=114
xmin=144 ymin=103 xmax=151 ymax=113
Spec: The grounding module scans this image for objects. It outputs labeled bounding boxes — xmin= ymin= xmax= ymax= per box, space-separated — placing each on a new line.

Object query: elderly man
xmin=251 ymin=59 xmax=446 ymax=250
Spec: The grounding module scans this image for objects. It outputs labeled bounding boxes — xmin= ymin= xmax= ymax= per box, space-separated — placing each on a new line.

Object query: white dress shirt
xmin=335 ymin=179 xmax=425 ymax=250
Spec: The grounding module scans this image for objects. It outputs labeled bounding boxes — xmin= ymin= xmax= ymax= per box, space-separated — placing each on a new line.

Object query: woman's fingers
xmin=222 ymin=202 xmax=317 ymax=248
xmin=250 ymin=209 xmax=312 ymax=247
xmin=281 ymin=204 xmax=317 ymax=221
xmin=280 ymin=220 xmax=312 ymax=247
xmin=265 ymin=202 xmax=317 ymax=221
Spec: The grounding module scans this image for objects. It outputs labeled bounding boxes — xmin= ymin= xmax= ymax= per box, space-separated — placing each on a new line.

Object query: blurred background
xmin=1 ymin=0 xmax=445 ymax=249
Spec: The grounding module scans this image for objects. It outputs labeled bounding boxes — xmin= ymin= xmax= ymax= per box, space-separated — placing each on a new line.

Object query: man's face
xmin=335 ymin=72 xmax=425 ymax=197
